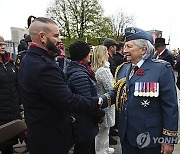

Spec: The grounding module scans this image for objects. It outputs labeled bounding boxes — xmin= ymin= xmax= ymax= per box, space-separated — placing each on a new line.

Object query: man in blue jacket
xmin=18 ymin=17 xmax=104 ymax=154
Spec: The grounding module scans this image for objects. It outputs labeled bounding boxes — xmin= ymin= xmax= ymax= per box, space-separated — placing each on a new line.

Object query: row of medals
xmin=134 ymin=82 xmax=159 ymax=97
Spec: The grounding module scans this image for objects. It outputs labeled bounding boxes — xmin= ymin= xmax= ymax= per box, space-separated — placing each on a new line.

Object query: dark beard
xmin=46 ymin=38 xmax=60 ymax=57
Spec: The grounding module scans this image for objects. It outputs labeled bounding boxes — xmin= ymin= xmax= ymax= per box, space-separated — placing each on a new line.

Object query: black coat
xmin=153 ymin=49 xmax=175 ymax=67
xmin=108 ymin=54 xmax=116 ymax=76
xmin=175 ymin=56 xmax=180 ymax=89
xmin=0 ymin=59 xmax=20 ymax=150
xmin=18 ymin=46 xmax=101 ymax=154
xmin=0 ymin=60 xmax=20 ymax=126
xmin=161 ymin=49 xmax=175 ymax=67
xmin=113 ymin=52 xmax=124 ymax=67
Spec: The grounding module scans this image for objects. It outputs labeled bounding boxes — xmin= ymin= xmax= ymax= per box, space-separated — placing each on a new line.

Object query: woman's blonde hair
xmin=91 ymin=45 xmax=108 ymax=72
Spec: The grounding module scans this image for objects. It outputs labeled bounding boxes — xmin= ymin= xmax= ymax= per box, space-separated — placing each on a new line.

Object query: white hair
xmin=133 ymin=39 xmax=155 ymax=60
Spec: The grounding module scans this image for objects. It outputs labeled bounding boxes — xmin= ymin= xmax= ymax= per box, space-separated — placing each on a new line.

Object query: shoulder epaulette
xmin=113 ymin=62 xmax=130 ymax=111
xmin=152 ymin=59 xmax=166 ymax=63
xmin=18 ymin=50 xmax=27 ymax=55
xmin=152 ymin=59 xmax=172 ymax=67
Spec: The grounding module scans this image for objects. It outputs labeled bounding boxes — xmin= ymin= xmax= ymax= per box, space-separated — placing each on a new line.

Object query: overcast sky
xmin=0 ymin=0 xmax=179 ymax=49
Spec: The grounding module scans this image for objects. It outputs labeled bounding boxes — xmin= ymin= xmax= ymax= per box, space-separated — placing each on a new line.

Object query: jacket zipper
xmin=3 ymin=62 xmax=15 ymax=115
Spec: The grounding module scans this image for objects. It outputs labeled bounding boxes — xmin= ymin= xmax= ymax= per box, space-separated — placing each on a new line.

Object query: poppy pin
xmin=137 ymin=69 xmax=144 ymax=76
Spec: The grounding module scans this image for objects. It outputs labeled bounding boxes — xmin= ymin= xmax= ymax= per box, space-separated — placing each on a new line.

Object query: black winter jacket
xmin=175 ymin=57 xmax=180 ymax=89
xmin=0 ymin=60 xmax=20 ymax=126
xmin=65 ymin=61 xmax=104 ymax=143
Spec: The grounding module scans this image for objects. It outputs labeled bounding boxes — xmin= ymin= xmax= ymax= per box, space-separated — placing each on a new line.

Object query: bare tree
xmin=111 ymin=11 xmax=134 ymax=41
xmin=46 ymin=0 xmax=72 ymax=38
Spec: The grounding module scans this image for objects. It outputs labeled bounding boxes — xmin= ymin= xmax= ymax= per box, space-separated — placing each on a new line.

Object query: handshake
xmin=98 ymin=97 xmax=103 ymax=107
xmin=95 ymin=97 xmax=104 ymax=123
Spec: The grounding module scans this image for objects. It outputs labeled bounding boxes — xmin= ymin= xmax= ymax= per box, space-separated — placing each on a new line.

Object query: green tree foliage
xmin=46 ymin=0 xmax=72 ymax=38
xmin=46 ymin=0 xmax=134 ymax=49
xmin=46 ymin=0 xmax=113 ymax=41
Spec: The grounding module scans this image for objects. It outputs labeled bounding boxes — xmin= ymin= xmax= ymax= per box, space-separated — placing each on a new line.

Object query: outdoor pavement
xmin=2 ymin=73 xmax=179 ymax=154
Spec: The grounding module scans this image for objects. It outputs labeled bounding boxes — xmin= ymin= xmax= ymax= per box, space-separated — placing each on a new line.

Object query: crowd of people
xmin=0 ymin=16 xmax=180 ymax=154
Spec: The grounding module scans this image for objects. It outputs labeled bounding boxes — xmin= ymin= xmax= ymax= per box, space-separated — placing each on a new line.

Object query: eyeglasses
xmin=0 ymin=43 xmax=6 ymax=47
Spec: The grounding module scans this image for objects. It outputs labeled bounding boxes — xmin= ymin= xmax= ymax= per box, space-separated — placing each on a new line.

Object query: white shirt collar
xmin=132 ymin=59 xmax=145 ymax=68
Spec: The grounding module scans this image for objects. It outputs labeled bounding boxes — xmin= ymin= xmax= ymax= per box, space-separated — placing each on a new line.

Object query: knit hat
xmin=24 ymin=34 xmax=32 ymax=42
xmin=69 ymin=40 xmax=90 ymax=61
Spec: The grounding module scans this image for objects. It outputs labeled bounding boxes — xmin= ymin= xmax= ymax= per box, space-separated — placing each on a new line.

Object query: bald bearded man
xmin=18 ymin=17 xmax=104 ymax=154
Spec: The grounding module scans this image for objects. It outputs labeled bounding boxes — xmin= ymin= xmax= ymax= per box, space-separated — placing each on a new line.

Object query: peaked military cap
xmin=124 ymin=27 xmax=153 ymax=44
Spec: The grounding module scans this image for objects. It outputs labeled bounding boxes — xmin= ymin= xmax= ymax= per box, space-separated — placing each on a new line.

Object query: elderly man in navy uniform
xmin=101 ymin=27 xmax=178 ymax=154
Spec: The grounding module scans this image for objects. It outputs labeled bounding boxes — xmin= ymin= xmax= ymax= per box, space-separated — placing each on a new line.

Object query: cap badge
xmin=130 ymin=27 xmax=136 ymax=33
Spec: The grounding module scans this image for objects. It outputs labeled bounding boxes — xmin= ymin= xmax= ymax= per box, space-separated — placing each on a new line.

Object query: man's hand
xmin=98 ymin=97 xmax=103 ymax=107
xmin=161 ymin=143 xmax=174 ymax=154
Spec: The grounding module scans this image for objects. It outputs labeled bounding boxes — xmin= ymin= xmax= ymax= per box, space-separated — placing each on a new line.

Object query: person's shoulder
xmin=116 ymin=61 xmax=130 ymax=71
xmin=66 ymin=62 xmax=87 ymax=78
xmin=175 ymin=56 xmax=180 ymax=71
xmin=96 ymin=65 xmax=111 ymax=76
xmin=66 ymin=61 xmax=83 ymax=71
xmin=164 ymin=49 xmax=174 ymax=56
xmin=152 ymin=58 xmax=167 ymax=63
xmin=17 ymin=50 xmax=27 ymax=59
xmin=96 ymin=66 xmax=105 ymax=73
xmin=151 ymin=59 xmax=172 ymax=68
xmin=114 ymin=62 xmax=130 ymax=80
xmin=18 ymin=50 xmax=27 ymax=55
xmin=97 ymin=62 xmax=110 ymax=70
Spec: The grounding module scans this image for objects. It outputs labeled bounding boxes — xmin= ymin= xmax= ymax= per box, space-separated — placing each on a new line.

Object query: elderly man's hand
xmin=161 ymin=143 xmax=174 ymax=154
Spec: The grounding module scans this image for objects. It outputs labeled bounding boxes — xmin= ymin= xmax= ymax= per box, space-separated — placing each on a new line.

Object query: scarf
xmin=78 ymin=60 xmax=96 ymax=80
xmin=1 ymin=52 xmax=12 ymax=63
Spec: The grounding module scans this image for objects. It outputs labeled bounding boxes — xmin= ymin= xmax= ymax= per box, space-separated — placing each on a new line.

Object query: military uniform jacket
xmin=102 ymin=58 xmax=178 ymax=148
xmin=18 ymin=46 xmax=101 ymax=154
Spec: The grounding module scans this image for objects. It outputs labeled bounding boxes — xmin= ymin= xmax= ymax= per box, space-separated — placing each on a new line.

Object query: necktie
xmin=129 ymin=65 xmax=139 ymax=79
